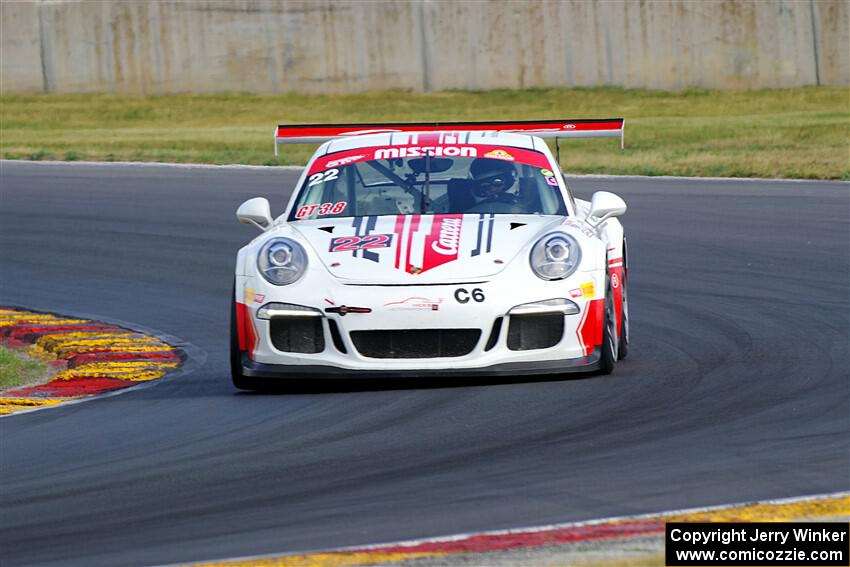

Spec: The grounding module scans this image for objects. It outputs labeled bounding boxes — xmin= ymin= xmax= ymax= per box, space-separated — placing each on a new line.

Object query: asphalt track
xmin=0 ymin=161 xmax=847 ymax=567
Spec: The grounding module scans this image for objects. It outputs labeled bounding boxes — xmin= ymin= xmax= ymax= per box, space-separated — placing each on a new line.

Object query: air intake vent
xmin=507 ymin=314 xmax=563 ymax=351
xmin=270 ymin=318 xmax=325 ymax=353
xmin=328 ymin=319 xmax=347 ymax=353
xmin=351 ymin=329 xmax=481 ymax=358
xmin=485 ymin=317 xmax=503 ymax=351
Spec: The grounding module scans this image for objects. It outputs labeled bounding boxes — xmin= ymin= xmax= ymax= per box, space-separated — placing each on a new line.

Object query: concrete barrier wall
xmin=2 ymin=0 xmax=847 ymax=95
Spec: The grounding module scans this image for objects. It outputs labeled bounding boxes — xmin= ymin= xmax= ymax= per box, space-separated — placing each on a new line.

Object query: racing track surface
xmin=0 ymin=161 xmax=847 ymax=567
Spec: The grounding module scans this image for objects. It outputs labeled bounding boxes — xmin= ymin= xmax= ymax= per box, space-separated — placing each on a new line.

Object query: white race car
xmin=231 ymin=120 xmax=628 ymax=390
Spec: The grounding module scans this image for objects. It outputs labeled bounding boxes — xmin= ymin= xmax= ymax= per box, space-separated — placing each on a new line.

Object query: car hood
xmin=290 ymin=214 xmax=565 ymax=284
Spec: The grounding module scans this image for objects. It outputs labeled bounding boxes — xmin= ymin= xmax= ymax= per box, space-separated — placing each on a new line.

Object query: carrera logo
xmin=393 ymin=214 xmax=465 ymax=275
xmin=431 ymin=217 xmax=462 ymax=255
xmin=326 ymin=154 xmax=366 ymax=168
xmin=374 ymin=146 xmax=477 ymax=159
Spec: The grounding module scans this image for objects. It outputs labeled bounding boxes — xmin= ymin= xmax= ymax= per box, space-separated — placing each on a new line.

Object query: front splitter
xmin=241 ymin=348 xmax=601 ymax=380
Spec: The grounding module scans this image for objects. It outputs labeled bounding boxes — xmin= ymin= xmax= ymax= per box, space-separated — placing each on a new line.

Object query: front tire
xmin=598 ymin=274 xmax=619 ymax=375
xmin=617 ymin=267 xmax=629 ymax=360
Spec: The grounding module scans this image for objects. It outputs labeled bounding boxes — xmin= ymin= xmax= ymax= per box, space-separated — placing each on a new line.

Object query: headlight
xmin=530 ymin=233 xmax=581 ymax=280
xmin=258 ymin=238 xmax=307 ymax=285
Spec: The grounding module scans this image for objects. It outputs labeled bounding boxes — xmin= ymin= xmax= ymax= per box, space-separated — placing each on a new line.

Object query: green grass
xmin=0 ymin=344 xmax=48 ymax=390
xmin=1 ymin=87 xmax=848 ymax=178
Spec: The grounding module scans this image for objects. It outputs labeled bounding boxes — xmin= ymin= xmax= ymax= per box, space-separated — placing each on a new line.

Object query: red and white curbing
xmin=184 ymin=491 xmax=850 ymax=566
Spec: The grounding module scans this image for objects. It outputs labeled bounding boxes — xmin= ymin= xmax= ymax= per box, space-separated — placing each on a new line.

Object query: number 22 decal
xmin=329 ymin=234 xmax=393 ymax=252
xmin=308 ymin=168 xmax=339 ymax=187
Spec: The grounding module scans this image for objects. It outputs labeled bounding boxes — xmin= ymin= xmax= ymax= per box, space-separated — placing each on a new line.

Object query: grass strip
xmin=1 ymin=87 xmax=848 ymax=179
xmin=0 ymin=344 xmax=49 ymax=390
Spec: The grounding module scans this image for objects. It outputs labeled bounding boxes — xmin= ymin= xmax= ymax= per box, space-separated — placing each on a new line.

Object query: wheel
xmin=617 ymin=267 xmax=629 ymax=360
xmin=230 ymin=285 xmax=263 ymax=391
xmin=617 ymin=238 xmax=629 ymax=360
xmin=598 ymin=274 xmax=619 ymax=375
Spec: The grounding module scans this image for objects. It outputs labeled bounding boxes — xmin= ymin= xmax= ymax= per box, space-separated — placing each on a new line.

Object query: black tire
xmin=598 ymin=274 xmax=619 ymax=375
xmin=617 ymin=267 xmax=629 ymax=360
xmin=230 ymin=285 xmax=263 ymax=391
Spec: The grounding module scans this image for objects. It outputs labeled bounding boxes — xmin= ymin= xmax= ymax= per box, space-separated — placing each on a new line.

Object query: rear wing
xmin=274 ymin=118 xmax=625 ymax=155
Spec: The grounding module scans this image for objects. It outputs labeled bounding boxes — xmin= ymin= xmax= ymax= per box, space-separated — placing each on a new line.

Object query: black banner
xmin=666 ymin=522 xmax=849 ymax=566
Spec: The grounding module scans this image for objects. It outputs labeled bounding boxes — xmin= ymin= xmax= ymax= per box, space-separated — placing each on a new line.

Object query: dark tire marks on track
xmin=0 ymin=161 xmax=847 ymax=567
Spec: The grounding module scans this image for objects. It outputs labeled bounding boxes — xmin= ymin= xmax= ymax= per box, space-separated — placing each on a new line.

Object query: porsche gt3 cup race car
xmin=231 ymin=119 xmax=629 ymax=390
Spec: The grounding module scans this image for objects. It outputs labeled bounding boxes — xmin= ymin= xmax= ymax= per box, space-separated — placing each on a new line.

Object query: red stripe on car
xmin=404 ymin=215 xmax=421 ymax=273
xmin=577 ymin=299 xmax=604 ymax=356
xmin=609 ymin=266 xmax=625 ymax=336
xmin=235 ymin=302 xmax=257 ymax=358
xmin=393 ymin=215 xmax=406 ymax=269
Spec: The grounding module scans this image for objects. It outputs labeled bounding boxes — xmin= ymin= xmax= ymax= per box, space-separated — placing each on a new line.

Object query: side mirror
xmin=236 ymin=197 xmax=272 ymax=231
xmin=587 ymin=191 xmax=627 ymax=228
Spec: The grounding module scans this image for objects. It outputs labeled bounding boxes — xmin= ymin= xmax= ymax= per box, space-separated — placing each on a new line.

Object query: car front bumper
xmin=240 ymin=347 xmax=602 ymax=380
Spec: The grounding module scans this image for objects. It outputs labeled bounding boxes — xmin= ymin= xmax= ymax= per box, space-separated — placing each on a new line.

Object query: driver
xmin=469 ymin=158 xmax=517 ymax=204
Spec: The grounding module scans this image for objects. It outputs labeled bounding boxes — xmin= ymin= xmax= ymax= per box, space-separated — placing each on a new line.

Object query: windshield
xmin=289 ymin=144 xmax=567 ymax=221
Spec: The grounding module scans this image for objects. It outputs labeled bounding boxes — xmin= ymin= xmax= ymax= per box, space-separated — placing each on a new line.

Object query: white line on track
xmin=157 ymin=490 xmax=850 ymax=567
xmin=564 ymin=173 xmax=848 ymax=184
xmin=2 ymin=159 xmax=845 ymax=183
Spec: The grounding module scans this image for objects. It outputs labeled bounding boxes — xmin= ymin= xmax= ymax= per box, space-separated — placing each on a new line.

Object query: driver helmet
xmin=470 ymin=158 xmax=516 ymax=199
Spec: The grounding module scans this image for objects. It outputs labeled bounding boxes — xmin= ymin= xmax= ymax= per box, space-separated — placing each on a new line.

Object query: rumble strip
xmin=186 ymin=492 xmax=849 ymax=567
xmin=0 ymin=307 xmax=183 ymax=416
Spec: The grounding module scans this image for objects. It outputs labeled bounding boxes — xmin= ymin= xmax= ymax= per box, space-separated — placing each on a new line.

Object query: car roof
xmin=316 ymin=130 xmax=550 ymax=157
